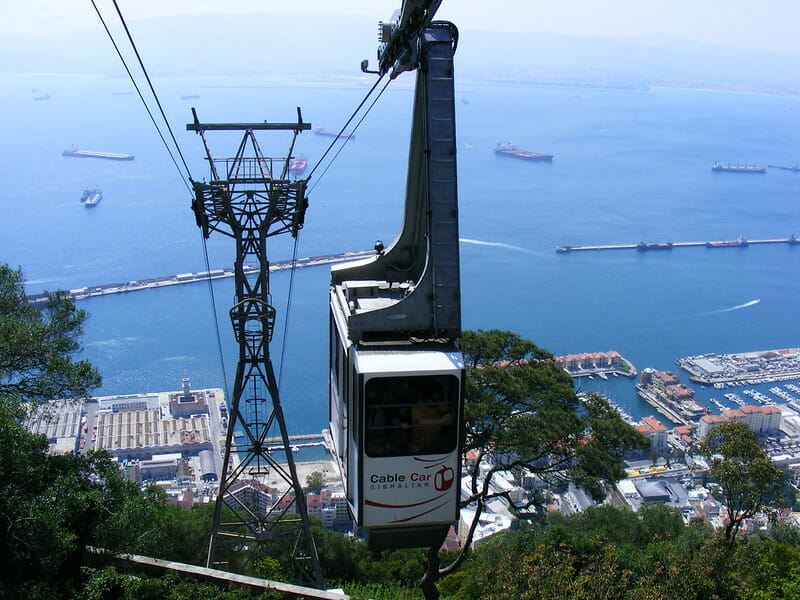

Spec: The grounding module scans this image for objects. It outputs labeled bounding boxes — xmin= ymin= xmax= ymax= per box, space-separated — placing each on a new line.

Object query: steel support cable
xmin=91 ymin=2 xmax=229 ymax=406
xmin=306 ymin=73 xmax=386 ymax=181
xmin=276 ymin=233 xmax=302 ymax=389
xmin=278 ymin=79 xmax=390 ymax=383
xmin=89 ymin=0 xmax=192 ymax=192
xmin=308 ymin=76 xmax=392 ymax=194
xmin=200 ymin=234 xmax=230 ymax=401
xmin=108 ymin=0 xmax=195 ymax=185
xmin=277 ymin=77 xmax=393 ymax=381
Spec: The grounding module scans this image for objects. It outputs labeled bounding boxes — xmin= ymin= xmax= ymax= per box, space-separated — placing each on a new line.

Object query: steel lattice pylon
xmin=187 ymin=109 xmax=323 ymax=588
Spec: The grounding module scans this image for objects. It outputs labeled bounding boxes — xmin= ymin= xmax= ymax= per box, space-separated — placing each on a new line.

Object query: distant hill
xmin=4 ymin=12 xmax=800 ymax=94
xmin=455 ymin=30 xmax=800 ymax=94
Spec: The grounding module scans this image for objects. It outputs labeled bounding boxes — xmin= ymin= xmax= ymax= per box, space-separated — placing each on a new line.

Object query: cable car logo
xmin=434 ymin=466 xmax=454 ymax=491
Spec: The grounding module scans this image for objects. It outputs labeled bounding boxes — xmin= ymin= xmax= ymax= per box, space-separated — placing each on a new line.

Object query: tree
xmin=701 ymin=420 xmax=785 ymax=545
xmin=0 ymin=404 xmax=143 ymax=599
xmin=305 ymin=471 xmax=325 ymax=494
xmin=420 ymin=330 xmax=649 ymax=600
xmin=0 ymin=264 xmax=101 ymax=405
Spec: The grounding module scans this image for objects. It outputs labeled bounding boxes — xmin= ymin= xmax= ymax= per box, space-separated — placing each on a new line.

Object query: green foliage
xmin=701 ymin=421 xmax=786 ymax=544
xmin=343 ymin=581 xmax=424 ymax=600
xmin=0 ymin=264 xmax=101 ymax=405
xmin=0 ymin=404 xmax=138 ymax=598
xmin=460 ymin=329 xmax=648 ymax=507
xmin=96 ymin=486 xmax=215 ymax=565
xmin=305 ymin=470 xmax=325 ymax=494
xmin=81 ymin=567 xmax=283 ymax=600
xmin=309 ymin=520 xmax=425 ymax=588
xmin=441 ymin=504 xmax=800 ymax=600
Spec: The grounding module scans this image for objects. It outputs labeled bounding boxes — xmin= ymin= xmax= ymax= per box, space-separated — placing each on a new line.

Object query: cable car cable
xmin=275 ymin=77 xmax=391 ymax=383
xmin=200 ymin=234 xmax=230 ymax=400
xmin=308 ymin=77 xmax=391 ymax=194
xmin=91 ymin=1 xmax=230 ymax=405
xmin=108 ymin=0 xmax=195 ymax=184
xmin=89 ymin=0 xmax=192 ymax=192
xmin=306 ymin=73 xmax=387 ymax=181
xmin=276 ymin=234 xmax=302 ymax=389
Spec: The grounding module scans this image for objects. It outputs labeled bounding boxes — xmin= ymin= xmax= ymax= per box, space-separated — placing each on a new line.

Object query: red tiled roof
xmin=643 ymin=416 xmax=667 ymax=431
xmin=701 ymin=414 xmax=726 ymax=424
xmin=723 ymin=409 xmax=745 ymax=419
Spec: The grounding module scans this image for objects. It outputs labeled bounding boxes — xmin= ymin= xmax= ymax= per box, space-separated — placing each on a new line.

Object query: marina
xmin=556 ymin=351 xmax=637 ymax=379
xmin=724 ymin=393 xmax=745 ymax=406
xmin=556 ymin=235 xmax=798 ymax=253
xmin=677 ymin=349 xmax=800 ymax=387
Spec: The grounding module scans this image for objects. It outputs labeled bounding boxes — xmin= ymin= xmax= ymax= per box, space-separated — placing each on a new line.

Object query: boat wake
xmin=714 ymin=299 xmax=761 ymax=313
xmin=86 ymin=336 xmax=140 ymax=349
xmin=664 ymin=299 xmax=761 ymax=322
xmin=459 ymin=237 xmax=541 ymax=256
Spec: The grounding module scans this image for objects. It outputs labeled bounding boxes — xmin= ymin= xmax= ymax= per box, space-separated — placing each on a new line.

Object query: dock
xmin=27 ymin=250 xmax=374 ymax=304
xmin=677 ymin=349 xmax=800 ymax=388
xmin=556 ymin=235 xmax=798 ymax=253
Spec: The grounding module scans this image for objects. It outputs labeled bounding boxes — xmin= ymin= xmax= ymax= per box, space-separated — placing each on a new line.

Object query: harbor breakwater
xmin=556 ymin=236 xmax=798 ymax=253
xmin=27 ymin=250 xmax=374 ymax=304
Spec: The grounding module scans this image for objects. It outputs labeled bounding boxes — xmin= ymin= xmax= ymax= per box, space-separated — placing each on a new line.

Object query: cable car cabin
xmin=328 ymin=20 xmax=463 ymax=551
xmin=329 ymin=321 xmax=463 ymax=551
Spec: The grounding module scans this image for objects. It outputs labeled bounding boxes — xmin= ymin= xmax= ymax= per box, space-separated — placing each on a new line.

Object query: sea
xmin=3 ymin=72 xmax=799 ymax=436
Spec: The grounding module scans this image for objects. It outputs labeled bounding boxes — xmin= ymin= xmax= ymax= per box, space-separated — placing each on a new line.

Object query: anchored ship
xmin=63 ymin=145 xmax=134 ymax=161
xmin=706 ymin=236 xmax=748 ymax=248
xmin=313 ymin=126 xmax=355 ymax=140
xmin=80 ymin=188 xmax=102 ymax=207
xmin=711 ymin=161 xmax=765 ymax=173
xmin=288 ymin=154 xmax=307 ymax=176
xmin=494 ymin=142 xmax=553 ymax=162
xmin=637 ymin=241 xmax=673 ymax=251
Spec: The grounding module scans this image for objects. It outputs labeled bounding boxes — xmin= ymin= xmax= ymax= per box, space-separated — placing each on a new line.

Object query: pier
xmin=27 ymin=250 xmax=375 ymax=304
xmin=677 ymin=349 xmax=800 ymax=388
xmin=556 ymin=235 xmax=798 ymax=253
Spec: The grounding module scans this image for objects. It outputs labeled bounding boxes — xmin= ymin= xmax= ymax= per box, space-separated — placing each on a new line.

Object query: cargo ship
xmin=80 ymin=188 xmax=102 ymax=207
xmin=288 ymin=154 xmax=307 ymax=176
xmin=706 ymin=236 xmax=748 ymax=248
xmin=494 ymin=143 xmax=553 ymax=162
xmin=711 ymin=161 xmax=765 ymax=173
xmin=636 ymin=241 xmax=673 ymax=251
xmin=63 ymin=145 xmax=134 ymax=161
xmin=313 ymin=126 xmax=355 ymax=141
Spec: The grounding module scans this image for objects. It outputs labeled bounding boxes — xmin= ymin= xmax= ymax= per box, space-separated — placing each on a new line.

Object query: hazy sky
xmin=4 ymin=0 xmax=800 ymax=55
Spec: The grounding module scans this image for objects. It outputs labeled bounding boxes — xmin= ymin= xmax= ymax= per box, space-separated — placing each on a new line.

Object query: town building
xmin=698 ymin=404 xmax=782 ymax=438
xmin=635 ymin=416 xmax=669 ymax=453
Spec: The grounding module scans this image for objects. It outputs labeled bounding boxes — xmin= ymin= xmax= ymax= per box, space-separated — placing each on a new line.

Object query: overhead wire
xmin=308 ymin=77 xmax=392 ymax=194
xmin=91 ymin=0 xmax=230 ymax=399
xmin=276 ymin=75 xmax=397 ymax=381
xmin=277 ymin=233 xmax=302 ymax=389
xmin=93 ymin=0 xmax=401 ymax=403
xmin=200 ymin=235 xmax=230 ymax=399
xmin=89 ymin=0 xmax=192 ymax=192
xmin=305 ymin=73 xmax=387 ymax=182
xmin=109 ymin=0 xmax=195 ymax=184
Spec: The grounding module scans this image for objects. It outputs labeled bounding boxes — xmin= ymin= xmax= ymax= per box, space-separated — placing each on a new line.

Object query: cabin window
xmin=329 ymin=315 xmax=341 ymax=392
xmin=364 ymin=374 xmax=458 ymax=457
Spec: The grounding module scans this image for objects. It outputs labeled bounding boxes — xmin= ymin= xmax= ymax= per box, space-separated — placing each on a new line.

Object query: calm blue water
xmin=3 ymin=73 xmax=799 ymax=432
